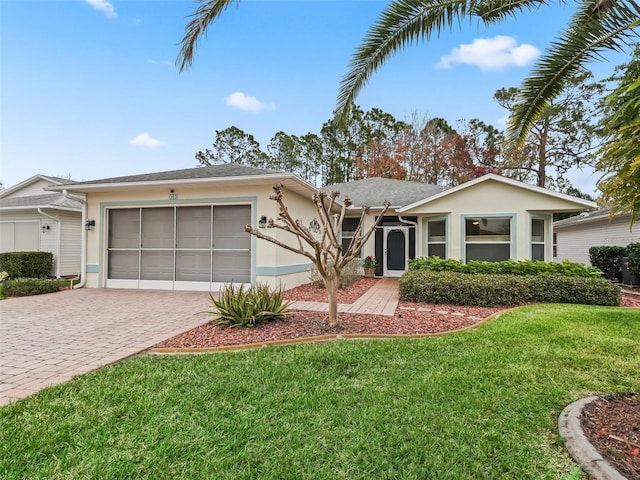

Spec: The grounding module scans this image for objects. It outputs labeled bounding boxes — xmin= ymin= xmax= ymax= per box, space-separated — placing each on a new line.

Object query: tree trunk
xmin=325 ymin=274 xmax=340 ymax=328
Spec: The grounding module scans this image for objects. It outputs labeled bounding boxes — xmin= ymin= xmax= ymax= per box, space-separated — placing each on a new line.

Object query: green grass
xmin=1 ymin=304 xmax=639 ymax=479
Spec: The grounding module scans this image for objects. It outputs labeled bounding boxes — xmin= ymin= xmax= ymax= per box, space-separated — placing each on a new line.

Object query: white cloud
xmin=84 ymin=0 xmax=117 ymax=18
xmin=225 ymin=91 xmax=274 ymax=112
xmin=496 ymin=115 xmax=510 ymax=128
xmin=129 ymin=132 xmax=165 ymax=149
xmin=436 ymin=35 xmax=540 ymax=71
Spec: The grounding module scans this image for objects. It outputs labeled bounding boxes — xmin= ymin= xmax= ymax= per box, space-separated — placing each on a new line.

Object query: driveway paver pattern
xmin=0 ymin=288 xmax=211 ymax=405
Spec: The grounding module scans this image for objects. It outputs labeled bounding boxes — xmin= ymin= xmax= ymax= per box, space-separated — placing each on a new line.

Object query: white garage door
xmin=106 ymin=205 xmax=251 ymax=290
xmin=0 ymin=222 xmax=40 ymax=252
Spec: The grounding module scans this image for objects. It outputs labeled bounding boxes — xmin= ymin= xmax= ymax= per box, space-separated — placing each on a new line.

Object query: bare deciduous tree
xmin=245 ymin=184 xmax=389 ymax=327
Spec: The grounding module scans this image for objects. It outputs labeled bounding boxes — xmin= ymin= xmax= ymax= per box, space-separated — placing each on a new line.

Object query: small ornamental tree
xmin=245 ymin=184 xmax=389 ymax=327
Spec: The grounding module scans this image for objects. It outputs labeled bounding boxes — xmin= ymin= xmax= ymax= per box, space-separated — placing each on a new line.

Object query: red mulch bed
xmin=154 ymin=278 xmax=504 ymax=349
xmin=581 ymin=393 xmax=640 ymax=479
xmin=155 ymin=279 xmax=639 ymax=350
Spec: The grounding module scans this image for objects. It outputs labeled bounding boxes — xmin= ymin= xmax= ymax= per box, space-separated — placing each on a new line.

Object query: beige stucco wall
xmin=401 ymin=179 xmax=568 ymax=262
xmin=83 ymin=182 xmax=318 ymax=290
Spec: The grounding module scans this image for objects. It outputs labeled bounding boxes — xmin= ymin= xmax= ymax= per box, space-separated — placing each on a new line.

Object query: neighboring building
xmin=49 ymin=166 xmax=596 ymax=290
xmin=0 ymin=175 xmax=83 ymax=277
xmin=553 ymin=209 xmax=639 ymax=266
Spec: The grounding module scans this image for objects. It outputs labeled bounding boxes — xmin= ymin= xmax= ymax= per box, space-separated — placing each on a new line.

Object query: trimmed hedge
xmin=0 ymin=251 xmax=53 ymax=279
xmin=627 ymin=243 xmax=640 ymax=275
xmin=589 ymin=246 xmax=627 ymax=280
xmin=3 ymin=278 xmax=67 ymax=297
xmin=408 ymin=257 xmax=600 ymax=278
xmin=399 ymin=270 xmax=621 ymax=307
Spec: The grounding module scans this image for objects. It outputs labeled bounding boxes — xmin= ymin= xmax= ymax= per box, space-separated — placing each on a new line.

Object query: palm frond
xmin=335 ymin=0 xmax=481 ymax=123
xmin=474 ymin=0 xmax=551 ymax=23
xmin=508 ymin=0 xmax=640 ymax=145
xmin=176 ymin=0 xmax=239 ymax=72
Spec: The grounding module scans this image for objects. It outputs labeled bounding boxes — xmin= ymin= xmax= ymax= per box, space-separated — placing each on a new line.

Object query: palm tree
xmin=177 ymin=0 xmax=639 ymax=144
xmin=335 ymin=0 xmax=639 ymax=144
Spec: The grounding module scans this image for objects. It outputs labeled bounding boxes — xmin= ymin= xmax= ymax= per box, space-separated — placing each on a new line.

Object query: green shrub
xmin=3 ymin=278 xmax=67 ymax=297
xmin=589 ymin=246 xmax=627 ymax=280
xmin=627 ymin=243 xmax=640 ymax=275
xmin=408 ymin=256 xmax=600 ymax=278
xmin=0 ymin=251 xmax=53 ymax=279
xmin=208 ymin=283 xmax=291 ymax=327
xmin=399 ymin=270 xmax=620 ymax=307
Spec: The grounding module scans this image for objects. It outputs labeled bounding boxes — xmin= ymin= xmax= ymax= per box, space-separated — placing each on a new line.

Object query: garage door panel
xmin=109 ymin=209 xmax=140 ymax=249
xmin=177 ymin=206 xmax=211 ymax=249
xmin=108 ymin=251 xmax=139 ymax=279
xmin=176 ymin=251 xmax=211 ymax=282
xmin=212 ymin=251 xmax=250 ymax=283
xmin=142 ymin=208 xmax=174 ymax=249
xmin=213 ymin=205 xmax=251 ymax=250
xmin=141 ymin=251 xmax=173 ymax=281
xmin=0 ymin=223 xmax=16 ymax=251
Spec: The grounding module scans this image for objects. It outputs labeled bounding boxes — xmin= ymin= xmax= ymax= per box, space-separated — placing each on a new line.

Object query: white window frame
xmin=530 ymin=216 xmax=545 ymax=262
xmin=425 ymin=217 xmax=447 ymax=259
xmin=462 ymin=214 xmax=515 ymax=263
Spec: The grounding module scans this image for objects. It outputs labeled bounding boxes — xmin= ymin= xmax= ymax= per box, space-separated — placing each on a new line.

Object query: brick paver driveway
xmin=0 ymin=288 xmax=212 ymax=406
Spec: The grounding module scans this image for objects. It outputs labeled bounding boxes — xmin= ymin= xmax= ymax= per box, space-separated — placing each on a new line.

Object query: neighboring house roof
xmin=0 ymin=174 xmax=75 ymax=199
xmin=324 ymin=177 xmax=446 ymax=209
xmin=0 ymin=193 xmax=83 ymax=211
xmin=48 ymin=164 xmax=319 ymax=198
xmin=398 ymin=173 xmax=597 ymax=213
xmin=553 ymin=208 xmax=635 ymax=228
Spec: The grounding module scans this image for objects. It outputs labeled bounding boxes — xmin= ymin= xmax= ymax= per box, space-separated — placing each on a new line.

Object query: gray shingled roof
xmin=0 ymin=193 xmax=83 ymax=210
xmin=324 ymin=178 xmax=446 ymax=208
xmin=56 ymin=164 xmax=284 ymax=186
xmin=553 ymin=208 xmax=613 ymax=226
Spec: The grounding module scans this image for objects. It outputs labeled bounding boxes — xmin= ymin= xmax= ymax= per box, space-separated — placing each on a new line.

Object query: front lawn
xmin=1 ymin=304 xmax=639 ymax=479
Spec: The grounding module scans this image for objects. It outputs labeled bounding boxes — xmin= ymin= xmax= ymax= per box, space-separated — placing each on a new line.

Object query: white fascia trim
xmin=0 ymin=205 xmax=80 ymax=212
xmin=46 ymin=173 xmax=317 ymax=193
xmin=398 ymin=174 xmax=597 ymax=213
xmin=553 ymin=213 xmax=634 ymax=229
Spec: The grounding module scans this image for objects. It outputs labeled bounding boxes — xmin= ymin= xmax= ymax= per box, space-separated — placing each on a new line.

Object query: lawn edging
xmin=558 ymin=396 xmax=628 ymax=480
xmin=146 ymin=310 xmax=508 ymax=355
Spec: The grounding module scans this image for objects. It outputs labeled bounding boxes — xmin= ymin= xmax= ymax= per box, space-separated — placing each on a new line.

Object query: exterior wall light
xmin=85 ymin=219 xmax=96 ymax=231
xmin=258 ymin=215 xmax=268 ymax=228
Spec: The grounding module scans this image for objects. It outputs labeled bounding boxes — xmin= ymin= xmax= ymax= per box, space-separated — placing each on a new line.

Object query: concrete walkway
xmin=0 ymin=279 xmax=400 ymax=406
xmin=289 ymin=277 xmax=399 ymax=316
xmin=0 ymin=289 xmax=211 ymax=406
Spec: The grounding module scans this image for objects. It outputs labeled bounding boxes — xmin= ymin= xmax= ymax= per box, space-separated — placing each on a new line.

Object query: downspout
xmin=37 ymin=208 xmax=61 ymax=278
xmin=62 ymin=189 xmax=87 ymax=289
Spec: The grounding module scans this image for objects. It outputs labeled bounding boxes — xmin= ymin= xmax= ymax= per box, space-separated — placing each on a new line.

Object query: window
xmin=553 ymin=232 xmax=558 ymax=258
xmin=427 ymin=219 xmax=446 ymax=258
xmin=531 ymin=218 xmax=545 ymax=261
xmin=341 ymin=218 xmax=361 ymax=256
xmin=465 ymin=217 xmax=511 ymax=262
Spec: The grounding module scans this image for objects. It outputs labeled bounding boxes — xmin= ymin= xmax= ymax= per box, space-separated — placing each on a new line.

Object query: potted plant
xmin=362 ymin=255 xmax=377 ymax=278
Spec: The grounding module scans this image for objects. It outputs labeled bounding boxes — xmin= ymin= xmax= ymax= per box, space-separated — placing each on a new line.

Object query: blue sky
xmin=0 ymin=0 xmax=628 ymax=194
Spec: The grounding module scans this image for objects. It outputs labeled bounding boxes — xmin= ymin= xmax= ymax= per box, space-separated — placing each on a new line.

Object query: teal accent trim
xmin=422 ymin=215 xmax=448 ymax=259
xmin=86 ymin=264 xmax=100 ymax=273
xmin=530 ymin=213 xmax=552 ymax=261
xmin=460 ymin=213 xmax=517 ymax=262
xmin=255 ymin=263 xmax=313 ymax=276
xmin=99 ymin=196 xmax=257 ymax=208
